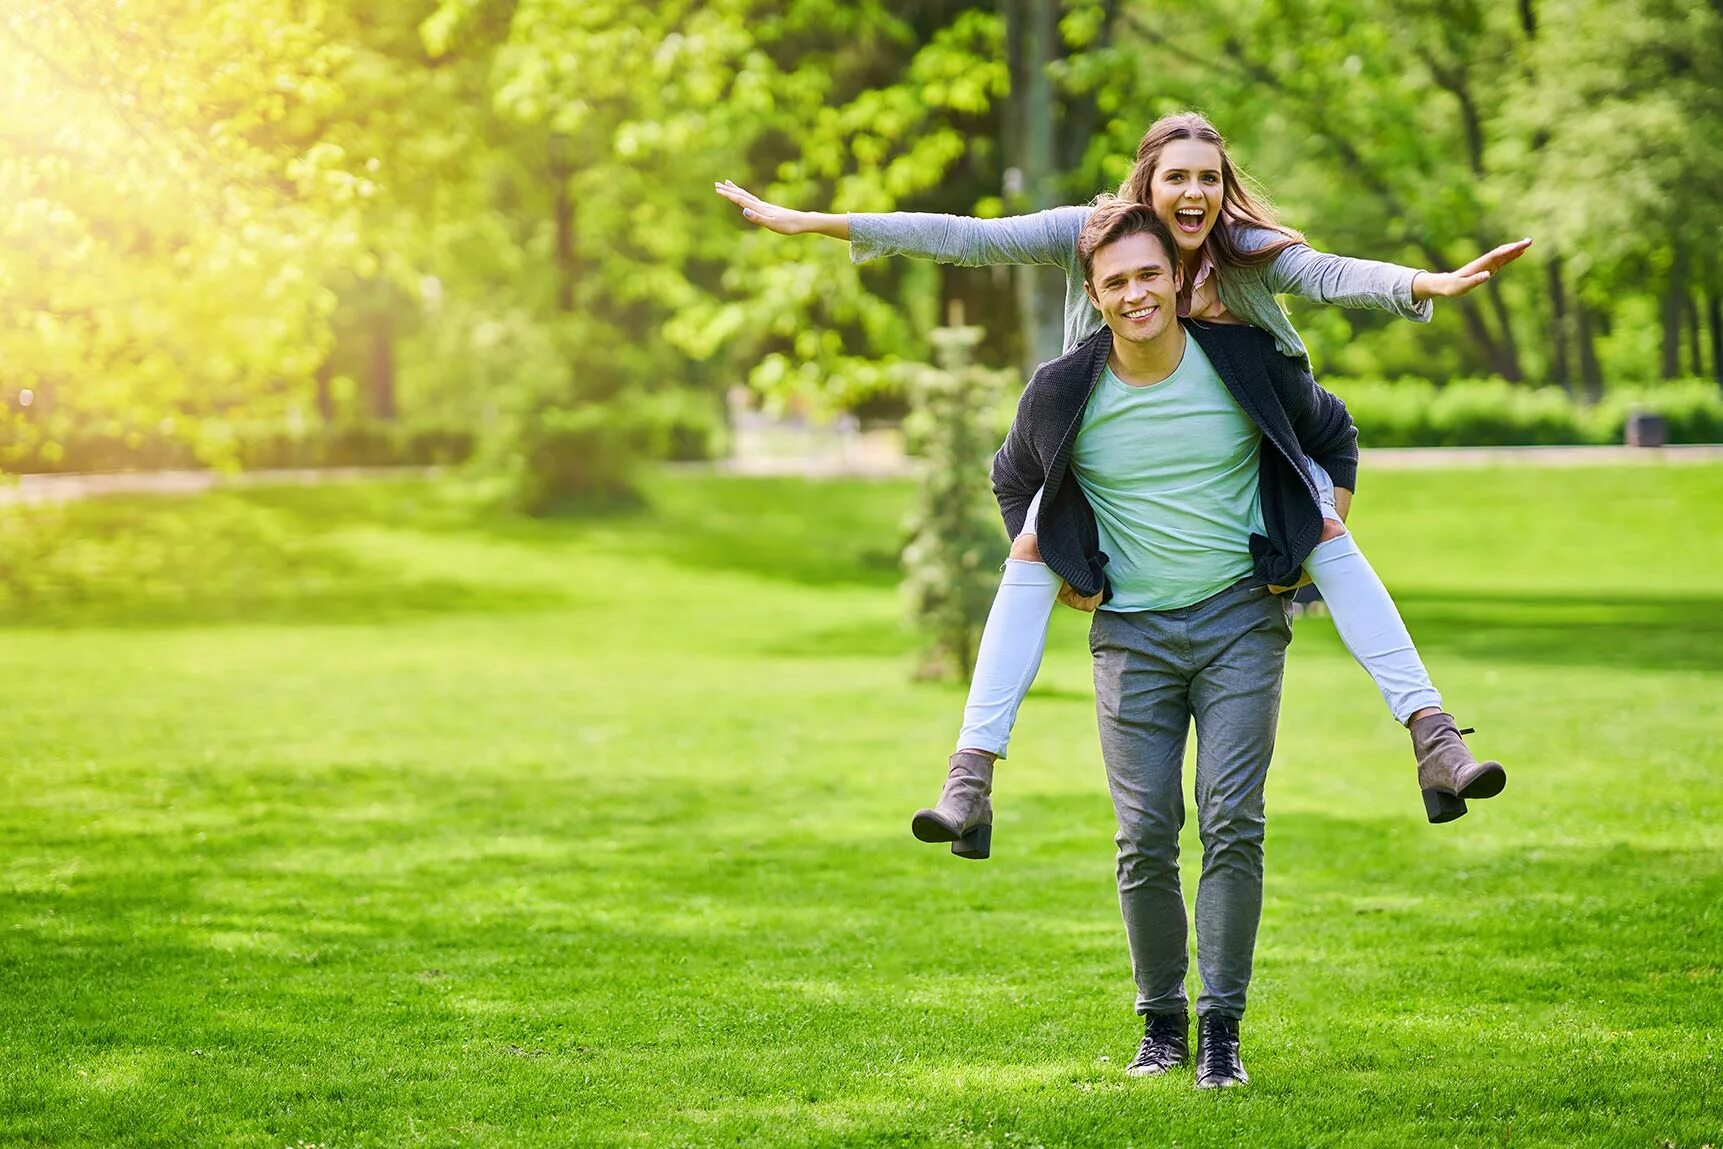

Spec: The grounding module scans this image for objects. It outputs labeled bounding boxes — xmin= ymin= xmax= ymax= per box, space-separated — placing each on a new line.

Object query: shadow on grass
xmin=0 ymin=483 xmax=569 ymax=629
xmin=0 ymin=472 xmax=921 ymax=630
xmin=596 ymin=472 xmax=915 ymax=591
xmin=1382 ymin=588 xmax=1723 ymax=673
xmin=10 ymin=473 xmax=1722 ymax=682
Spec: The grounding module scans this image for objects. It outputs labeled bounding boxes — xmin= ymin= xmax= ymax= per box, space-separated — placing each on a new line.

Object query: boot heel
xmin=951 ymin=824 xmax=992 ymax=860
xmin=1422 ymin=788 xmax=1468 ymax=824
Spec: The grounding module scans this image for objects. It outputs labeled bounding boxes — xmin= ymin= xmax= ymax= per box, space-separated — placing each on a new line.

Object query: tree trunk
xmin=1688 ymin=288 xmax=1703 ymax=378
xmin=1484 ymin=280 xmax=1523 ymax=382
xmin=552 ymin=135 xmax=575 ymax=314
xmin=1576 ymin=301 xmax=1604 ymax=401
xmin=1545 ymin=255 xmax=1571 ymax=389
xmin=1662 ymin=244 xmax=1687 ymax=379
xmin=367 ymin=313 xmax=396 ymax=421
xmin=314 ymin=358 xmax=335 ymax=422
xmin=1711 ymin=289 xmax=1722 ymax=388
xmin=1002 ymin=0 xmax=1065 ymax=376
xmin=1056 ymin=0 xmax=1122 ymax=174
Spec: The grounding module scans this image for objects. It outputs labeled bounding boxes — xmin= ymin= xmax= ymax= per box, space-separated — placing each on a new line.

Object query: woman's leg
xmin=1297 ymin=461 xmax=1505 ymax=822
xmin=953 ymin=529 xmax=1061 ymax=758
xmin=912 ymin=489 xmax=1060 ymax=859
xmin=1301 ymin=531 xmax=1443 ymax=727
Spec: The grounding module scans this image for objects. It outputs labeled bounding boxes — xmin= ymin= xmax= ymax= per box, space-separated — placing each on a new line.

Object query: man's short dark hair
xmin=1078 ymin=196 xmax=1179 ymax=286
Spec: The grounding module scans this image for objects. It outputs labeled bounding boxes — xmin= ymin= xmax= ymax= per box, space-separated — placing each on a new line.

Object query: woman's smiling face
xmin=1148 ymin=138 xmax=1226 ymax=259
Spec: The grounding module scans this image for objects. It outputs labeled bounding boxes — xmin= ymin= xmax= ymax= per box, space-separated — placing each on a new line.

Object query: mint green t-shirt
xmin=1071 ymin=337 xmax=1266 ymax=612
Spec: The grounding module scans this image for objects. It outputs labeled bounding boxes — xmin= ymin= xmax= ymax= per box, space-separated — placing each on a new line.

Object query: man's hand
xmin=1411 ymin=238 xmax=1532 ymax=300
xmin=1058 ymin=581 xmax=1103 ymax=612
xmin=713 ymin=180 xmax=850 ymax=239
xmin=1269 ymin=494 xmax=1351 ymax=592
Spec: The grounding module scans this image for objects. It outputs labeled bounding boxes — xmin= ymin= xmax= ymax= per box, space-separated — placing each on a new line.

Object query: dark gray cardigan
xmin=990 ymin=320 xmax=1360 ymax=601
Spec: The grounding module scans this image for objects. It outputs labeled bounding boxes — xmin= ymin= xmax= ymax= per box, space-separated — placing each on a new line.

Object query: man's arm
xmin=991 ymin=374 xmax=1054 ymax=539
xmin=990 ymin=414 xmax=1040 ymax=540
xmin=1265 ymin=344 xmax=1359 ymax=497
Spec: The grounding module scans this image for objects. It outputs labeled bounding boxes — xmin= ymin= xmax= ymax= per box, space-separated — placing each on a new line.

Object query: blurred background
xmin=3 ymin=0 xmax=1721 ymax=507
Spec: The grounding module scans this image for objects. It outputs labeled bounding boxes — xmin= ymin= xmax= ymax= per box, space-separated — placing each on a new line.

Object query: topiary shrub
xmin=899 ymin=326 xmax=1014 ymax=682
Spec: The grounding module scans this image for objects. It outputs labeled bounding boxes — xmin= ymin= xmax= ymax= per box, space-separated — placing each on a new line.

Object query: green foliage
xmin=4 ymin=0 xmax=1719 ymax=487
xmin=1333 ymin=378 xmax=1723 ymax=447
xmin=0 ymin=0 xmax=373 ymax=460
xmin=899 ymin=327 xmax=1014 ymax=680
xmin=492 ymin=400 xmax=659 ymax=516
xmin=1 ymin=419 xmax=476 ymax=475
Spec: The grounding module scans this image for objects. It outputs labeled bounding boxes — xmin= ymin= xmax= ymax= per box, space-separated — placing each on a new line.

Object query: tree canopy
xmin=3 ymin=0 xmax=1718 ymax=475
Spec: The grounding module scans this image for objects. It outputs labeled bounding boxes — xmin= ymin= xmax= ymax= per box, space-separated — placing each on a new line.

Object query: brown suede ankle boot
xmin=912 ymin=751 xmax=995 ymax=860
xmin=1410 ymin=712 xmax=1507 ymax=824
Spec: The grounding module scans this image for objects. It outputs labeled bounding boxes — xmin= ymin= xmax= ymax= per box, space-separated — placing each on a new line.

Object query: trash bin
xmin=1624 ymin=410 xmax=1667 ymax=448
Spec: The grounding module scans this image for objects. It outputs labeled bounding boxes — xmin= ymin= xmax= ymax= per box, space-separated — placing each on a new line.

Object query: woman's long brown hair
xmin=1117 ymin=112 xmax=1305 ymax=270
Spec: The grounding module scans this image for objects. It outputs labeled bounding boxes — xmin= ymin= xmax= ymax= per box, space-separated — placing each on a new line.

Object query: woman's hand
xmin=1058 ymin=581 xmax=1103 ymax=612
xmin=713 ymin=181 xmax=850 ymax=239
xmin=1412 ymin=238 xmax=1532 ymax=300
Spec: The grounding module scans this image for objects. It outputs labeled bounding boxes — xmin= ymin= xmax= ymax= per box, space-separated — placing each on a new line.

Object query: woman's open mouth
xmin=1174 ymin=207 xmax=1206 ymax=234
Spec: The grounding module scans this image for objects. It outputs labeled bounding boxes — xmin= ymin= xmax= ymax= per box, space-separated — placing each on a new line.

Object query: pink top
xmin=1179 ymin=252 xmax=1239 ymax=323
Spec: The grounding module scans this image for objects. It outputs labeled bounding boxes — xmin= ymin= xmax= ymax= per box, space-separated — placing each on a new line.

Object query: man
xmin=990 ymin=199 xmax=1360 ymax=1088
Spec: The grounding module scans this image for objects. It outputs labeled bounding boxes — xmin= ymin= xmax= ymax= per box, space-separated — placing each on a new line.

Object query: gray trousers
xmin=1088 ymin=581 xmax=1291 ymax=1021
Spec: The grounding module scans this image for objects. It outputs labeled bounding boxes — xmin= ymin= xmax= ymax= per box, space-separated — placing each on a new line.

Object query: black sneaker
xmin=1126 ymin=1010 xmax=1190 ymax=1077
xmin=1194 ymin=1014 xmax=1248 ymax=1089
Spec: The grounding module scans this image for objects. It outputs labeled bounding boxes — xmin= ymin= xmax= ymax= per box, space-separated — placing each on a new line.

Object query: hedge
xmin=1332 ymin=378 xmax=1723 ymax=448
xmin=3 ymin=379 xmax=1719 ymax=476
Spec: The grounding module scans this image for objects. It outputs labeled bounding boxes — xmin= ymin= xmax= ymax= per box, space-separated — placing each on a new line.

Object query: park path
xmin=0 ymin=465 xmax=439 ymax=506
xmin=4 ymin=446 xmax=1723 ymax=505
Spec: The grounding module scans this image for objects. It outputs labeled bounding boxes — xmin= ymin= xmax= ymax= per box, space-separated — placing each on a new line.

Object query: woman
xmin=715 ymin=111 xmax=1526 ymax=853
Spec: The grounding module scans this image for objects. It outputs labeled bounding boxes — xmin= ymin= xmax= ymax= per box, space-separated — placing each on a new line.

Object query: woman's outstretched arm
xmin=714 ymin=181 xmax=851 ymax=238
xmin=715 ymin=181 xmax=1087 ymax=270
xmin=1250 ymin=226 xmax=1533 ymax=321
xmin=1409 ymin=239 xmax=1533 ymax=300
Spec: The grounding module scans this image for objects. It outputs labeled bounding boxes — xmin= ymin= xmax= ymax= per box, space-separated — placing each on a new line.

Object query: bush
xmin=1 ymin=418 xmax=477 ymax=475
xmin=900 ymin=329 xmax=1014 ymax=682
xmin=493 ymin=400 xmax=666 ymax=516
xmin=1331 ymin=377 xmax=1723 ymax=448
xmin=1590 ymin=381 xmax=1723 ymax=445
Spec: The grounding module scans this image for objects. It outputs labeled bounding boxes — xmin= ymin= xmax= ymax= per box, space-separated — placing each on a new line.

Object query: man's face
xmin=1084 ymin=230 xmax=1182 ymax=349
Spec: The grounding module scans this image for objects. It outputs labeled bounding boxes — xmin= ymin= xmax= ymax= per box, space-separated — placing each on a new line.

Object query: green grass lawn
xmin=2 ymin=463 xmax=1721 ymax=1147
